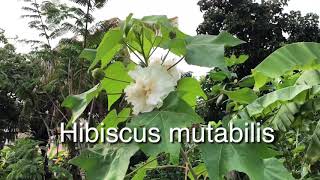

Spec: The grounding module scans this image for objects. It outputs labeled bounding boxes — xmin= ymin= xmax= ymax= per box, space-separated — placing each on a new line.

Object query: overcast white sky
xmin=1 ymin=0 xmax=320 ymax=53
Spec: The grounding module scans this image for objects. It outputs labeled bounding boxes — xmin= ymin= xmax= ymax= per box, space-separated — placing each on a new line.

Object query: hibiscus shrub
xmin=62 ymin=14 xmax=320 ymax=179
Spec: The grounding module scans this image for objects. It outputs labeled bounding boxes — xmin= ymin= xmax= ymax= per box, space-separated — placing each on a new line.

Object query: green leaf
xmin=185 ymin=32 xmax=244 ymax=69
xmin=91 ymin=28 xmax=123 ymax=69
xmin=99 ymin=108 xmax=131 ymax=130
xmin=225 ymin=55 xmax=249 ymax=67
xmin=210 ymin=71 xmax=228 ymax=81
xmin=69 ymin=143 xmax=139 ymax=180
xmin=263 ymin=158 xmax=294 ymax=180
xmin=200 ymin=142 xmax=269 ymax=180
xmin=295 ymin=70 xmax=320 ymax=86
xmin=93 ymin=109 xmax=131 ymax=140
xmin=267 ymin=70 xmax=320 ymax=131
xmin=222 ymin=88 xmax=257 ymax=104
xmin=141 ymin=15 xmax=172 ymax=26
xmin=238 ymin=75 xmax=255 ymax=88
xmin=132 ymin=156 xmax=158 ymax=180
xmin=245 ymin=85 xmax=312 ymax=117
xmin=306 ymin=121 xmax=320 ymax=164
xmin=177 ymin=77 xmax=207 ymax=107
xmin=121 ymin=13 xmax=133 ymax=35
xmin=128 ymin=93 xmax=202 ymax=163
xmin=253 ymin=42 xmax=320 ymax=89
xmin=188 ymin=163 xmax=208 ymax=180
xmin=62 ymin=85 xmax=100 ymax=127
xmin=269 ymin=102 xmax=300 ymax=132
xmin=163 ymin=38 xmax=187 ymax=56
xmin=79 ymin=48 xmax=97 ymax=62
xmin=101 ymin=62 xmax=132 ymax=110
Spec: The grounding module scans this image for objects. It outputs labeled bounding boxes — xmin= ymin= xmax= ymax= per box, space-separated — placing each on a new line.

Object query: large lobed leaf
xmin=200 ymin=142 xmax=290 ymax=180
xmin=100 ymin=61 xmax=133 ymax=110
xmin=90 ymin=28 xmax=124 ymax=69
xmin=263 ymin=158 xmax=294 ymax=180
xmin=132 ymin=156 xmax=158 ymax=180
xmin=128 ymin=92 xmax=203 ymax=163
xmin=79 ymin=48 xmax=97 ymax=62
xmin=185 ymin=32 xmax=245 ymax=70
xmin=62 ymin=85 xmax=100 ymax=127
xmin=70 ymin=143 xmax=139 ymax=180
xmin=177 ymin=77 xmax=207 ymax=107
xmin=222 ymin=88 xmax=258 ymax=104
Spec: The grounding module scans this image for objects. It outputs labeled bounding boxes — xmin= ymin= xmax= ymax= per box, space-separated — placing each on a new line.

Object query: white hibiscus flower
xmin=150 ymin=58 xmax=181 ymax=82
xmin=124 ymin=63 xmax=179 ymax=115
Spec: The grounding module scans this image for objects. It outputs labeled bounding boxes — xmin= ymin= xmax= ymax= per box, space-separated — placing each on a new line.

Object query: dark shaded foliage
xmin=197 ymin=0 xmax=320 ymax=77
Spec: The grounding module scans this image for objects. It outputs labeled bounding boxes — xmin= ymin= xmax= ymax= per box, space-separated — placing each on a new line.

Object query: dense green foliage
xmin=0 ymin=0 xmax=320 ymax=180
xmin=197 ymin=0 xmax=320 ymax=77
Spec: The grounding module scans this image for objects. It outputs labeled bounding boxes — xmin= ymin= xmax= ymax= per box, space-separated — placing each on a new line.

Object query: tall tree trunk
xmin=83 ymin=0 xmax=91 ymax=48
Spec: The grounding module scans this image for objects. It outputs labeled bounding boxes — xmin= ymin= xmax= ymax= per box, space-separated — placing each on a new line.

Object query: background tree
xmin=197 ymin=0 xmax=320 ymax=77
xmin=197 ymin=0 xmax=320 ymax=121
xmin=68 ymin=0 xmax=108 ymax=47
xmin=0 ymin=0 xmax=123 ymax=177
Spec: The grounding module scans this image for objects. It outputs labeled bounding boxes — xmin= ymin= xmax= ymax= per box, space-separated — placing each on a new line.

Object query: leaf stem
xmin=180 ymin=148 xmax=197 ymax=179
xmin=146 ymin=165 xmax=186 ymax=170
xmin=161 ymin=48 xmax=171 ymax=65
xmin=148 ymin=37 xmax=162 ymax=60
xmin=124 ymin=42 xmax=147 ymax=66
xmin=167 ymin=56 xmax=184 ymax=70
xmin=104 ymin=76 xmax=131 ymax=83
xmin=107 ymin=92 xmax=125 ymax=95
xmin=139 ymin=28 xmax=148 ymax=65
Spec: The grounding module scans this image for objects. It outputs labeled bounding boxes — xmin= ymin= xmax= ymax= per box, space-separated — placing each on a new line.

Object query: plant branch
xmin=180 ymin=148 xmax=197 ymax=179
xmin=45 ymin=93 xmax=68 ymax=122
xmin=87 ymin=98 xmax=95 ymax=124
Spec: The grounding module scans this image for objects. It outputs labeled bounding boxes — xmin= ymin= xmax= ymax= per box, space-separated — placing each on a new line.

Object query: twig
xmin=167 ymin=56 xmax=185 ymax=70
xmin=45 ymin=93 xmax=68 ymax=122
xmin=87 ymin=98 xmax=95 ymax=124
xmin=180 ymin=148 xmax=197 ymax=179
xmin=42 ymin=116 xmax=51 ymax=138
xmin=184 ymin=162 xmax=188 ymax=180
xmin=161 ymin=48 xmax=171 ymax=65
